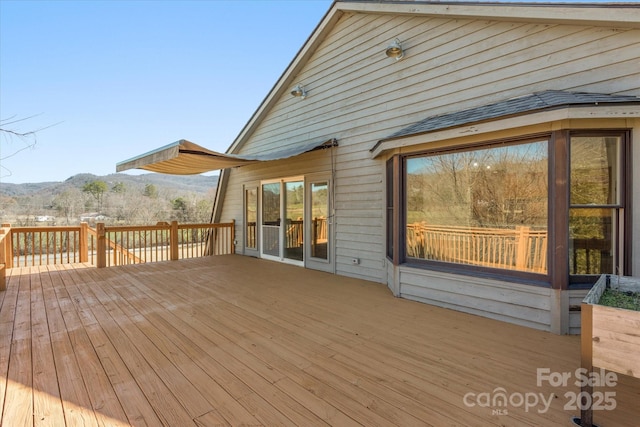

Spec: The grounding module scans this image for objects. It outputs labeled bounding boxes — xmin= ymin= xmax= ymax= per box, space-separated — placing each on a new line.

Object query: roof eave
xmin=371 ymin=104 xmax=640 ymax=158
xmin=338 ymin=1 xmax=640 ymax=28
xmin=225 ymin=1 xmax=640 ymax=158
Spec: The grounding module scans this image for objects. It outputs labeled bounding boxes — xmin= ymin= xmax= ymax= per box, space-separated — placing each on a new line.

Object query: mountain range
xmin=0 ymin=172 xmax=219 ymax=198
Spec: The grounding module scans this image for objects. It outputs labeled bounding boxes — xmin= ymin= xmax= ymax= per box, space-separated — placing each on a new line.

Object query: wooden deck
xmin=1 ymin=256 xmax=638 ymax=426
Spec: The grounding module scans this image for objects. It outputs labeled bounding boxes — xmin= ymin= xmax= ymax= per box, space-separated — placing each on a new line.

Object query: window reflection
xmin=284 ymin=181 xmax=304 ymax=261
xmin=310 ymin=182 xmax=328 ymax=260
xmin=261 ymin=182 xmax=280 ymax=257
xmin=570 ymin=137 xmax=619 ymax=205
xmin=569 ymin=136 xmax=622 ymax=276
xmin=405 ymin=141 xmax=548 ymax=273
xmin=245 ymin=188 xmax=257 ymax=249
xmin=569 ymin=208 xmax=615 ymax=275
xmin=262 ymin=182 xmax=280 ymax=225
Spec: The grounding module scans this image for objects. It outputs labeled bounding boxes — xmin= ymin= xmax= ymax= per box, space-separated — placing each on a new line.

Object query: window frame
xmin=387 ymin=129 xmax=632 ymax=288
xmin=242 ymin=184 xmax=260 ymax=256
xmin=386 ymin=157 xmax=402 ymax=263
xmin=396 ymin=135 xmax=552 ymax=285
xmin=567 ymin=130 xmax=632 ymax=287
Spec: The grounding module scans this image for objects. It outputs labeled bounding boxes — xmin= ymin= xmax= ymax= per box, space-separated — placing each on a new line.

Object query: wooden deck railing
xmin=571 ymin=238 xmax=612 ymax=275
xmin=97 ymin=221 xmax=235 ymax=267
xmin=406 ymin=222 xmax=548 ymax=273
xmin=0 ymin=221 xmax=235 ymax=288
xmin=313 ymin=217 xmax=328 ymax=244
xmin=2 ymin=223 xmax=93 ymax=268
xmin=286 ymin=220 xmax=304 ymax=249
xmin=248 ymin=217 xmax=327 ymax=250
xmin=0 ymin=224 xmax=10 ymax=291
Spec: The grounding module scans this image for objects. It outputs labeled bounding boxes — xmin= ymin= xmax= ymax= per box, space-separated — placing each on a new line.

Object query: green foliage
xmin=169 ymin=196 xmax=210 ymax=223
xmin=171 ymin=197 xmax=188 ymax=221
xmin=82 ymin=180 xmax=108 ymax=199
xmin=599 ymin=288 xmax=640 ymax=311
xmin=172 ymin=197 xmax=188 ymax=211
xmin=82 ymin=180 xmax=108 ymax=211
xmin=143 ymin=183 xmax=158 ymax=198
xmin=111 ymin=182 xmax=126 ymax=193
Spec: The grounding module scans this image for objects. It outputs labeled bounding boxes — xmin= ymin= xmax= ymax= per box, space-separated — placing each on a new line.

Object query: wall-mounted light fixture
xmin=385 ymin=38 xmax=404 ymax=60
xmin=290 ymin=84 xmax=307 ymax=99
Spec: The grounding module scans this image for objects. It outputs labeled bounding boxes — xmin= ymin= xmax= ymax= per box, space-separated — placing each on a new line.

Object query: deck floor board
xmin=1 ymin=255 xmax=639 ymax=426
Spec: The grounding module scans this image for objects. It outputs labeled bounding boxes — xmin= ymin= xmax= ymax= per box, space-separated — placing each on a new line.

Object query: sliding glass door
xmin=305 ymin=176 xmax=332 ymax=272
xmin=284 ymin=180 xmax=304 ymax=261
xmin=261 ymin=181 xmax=281 ymax=258
xmin=259 ymin=175 xmax=332 ymax=271
xmin=260 ymin=178 xmax=305 ymax=265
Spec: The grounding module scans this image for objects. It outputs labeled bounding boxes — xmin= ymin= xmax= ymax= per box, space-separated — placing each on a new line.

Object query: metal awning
xmin=116 ymin=138 xmax=337 ymax=175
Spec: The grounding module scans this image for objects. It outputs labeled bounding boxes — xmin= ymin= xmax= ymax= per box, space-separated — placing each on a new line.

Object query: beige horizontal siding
xmin=218 ymin=149 xmax=335 ymax=256
xmin=568 ymin=289 xmax=590 ymax=335
xmin=399 ymin=267 xmax=553 ymax=331
xmin=220 ymin=10 xmax=640 ymax=289
xmin=236 ymin=17 xmax=639 ymax=158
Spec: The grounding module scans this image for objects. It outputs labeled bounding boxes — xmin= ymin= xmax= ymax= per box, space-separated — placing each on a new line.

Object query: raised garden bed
xmin=577 ymin=274 xmax=640 ymax=426
xmin=583 ymin=275 xmax=640 ymax=378
xmin=598 ymin=287 xmax=640 ymax=311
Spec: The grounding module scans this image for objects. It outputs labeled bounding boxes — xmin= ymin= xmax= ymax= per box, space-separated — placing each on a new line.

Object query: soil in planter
xmin=599 ymin=288 xmax=640 ymax=311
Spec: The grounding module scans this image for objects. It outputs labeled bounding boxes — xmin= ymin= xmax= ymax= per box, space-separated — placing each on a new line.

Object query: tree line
xmin=2 ymin=179 xmax=215 ymax=226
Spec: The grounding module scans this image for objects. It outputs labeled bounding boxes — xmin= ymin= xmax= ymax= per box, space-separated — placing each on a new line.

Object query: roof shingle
xmin=383 ymin=90 xmax=640 ymax=141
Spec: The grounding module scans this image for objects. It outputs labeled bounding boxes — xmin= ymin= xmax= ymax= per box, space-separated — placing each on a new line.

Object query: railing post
xmin=515 ymin=226 xmax=530 ymax=270
xmin=170 ymin=221 xmax=179 ymax=261
xmin=0 ymin=225 xmax=7 ymax=291
xmin=231 ymin=219 xmax=235 ymax=254
xmin=1 ymin=224 xmax=12 ymax=269
xmin=580 ymin=302 xmax=594 ymax=427
xmin=0 ymin=228 xmax=6 ymax=263
xmin=212 ymin=226 xmax=219 ymax=256
xmin=96 ymin=222 xmax=106 ymax=268
xmin=79 ymin=222 xmax=89 ymax=263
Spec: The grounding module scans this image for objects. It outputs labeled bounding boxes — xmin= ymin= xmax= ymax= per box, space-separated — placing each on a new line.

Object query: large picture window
xmin=388 ymin=128 xmax=631 ymax=289
xmin=405 ymin=140 xmax=548 ymax=274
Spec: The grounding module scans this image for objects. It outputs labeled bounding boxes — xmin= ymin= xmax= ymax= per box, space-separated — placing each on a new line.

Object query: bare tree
xmin=53 ymin=188 xmax=84 ymax=225
xmin=0 ymin=115 xmax=61 ymax=179
xmin=407 ymin=142 xmax=547 ymax=228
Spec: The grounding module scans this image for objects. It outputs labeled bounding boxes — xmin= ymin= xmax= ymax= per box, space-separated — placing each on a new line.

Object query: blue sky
xmin=0 ymin=0 xmax=633 ymax=184
xmin=0 ymin=0 xmax=331 ymax=183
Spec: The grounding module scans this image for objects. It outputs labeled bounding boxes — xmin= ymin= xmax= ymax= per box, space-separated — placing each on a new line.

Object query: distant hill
xmin=1 ymin=172 xmax=220 ymax=225
xmin=0 ymin=172 xmax=219 ymax=198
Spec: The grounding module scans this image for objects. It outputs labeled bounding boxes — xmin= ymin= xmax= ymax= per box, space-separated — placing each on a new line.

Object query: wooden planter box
xmin=579 ymin=274 xmax=640 ymax=426
xmin=582 ymin=274 xmax=640 ymax=379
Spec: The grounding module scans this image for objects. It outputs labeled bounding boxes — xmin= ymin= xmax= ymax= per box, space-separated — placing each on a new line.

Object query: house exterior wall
xmin=398 ymin=265 xmax=554 ymax=330
xmin=217 ymin=8 xmax=640 ymax=331
xmin=568 ymin=289 xmax=590 ymax=335
xmin=633 ymin=119 xmax=640 ymax=277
